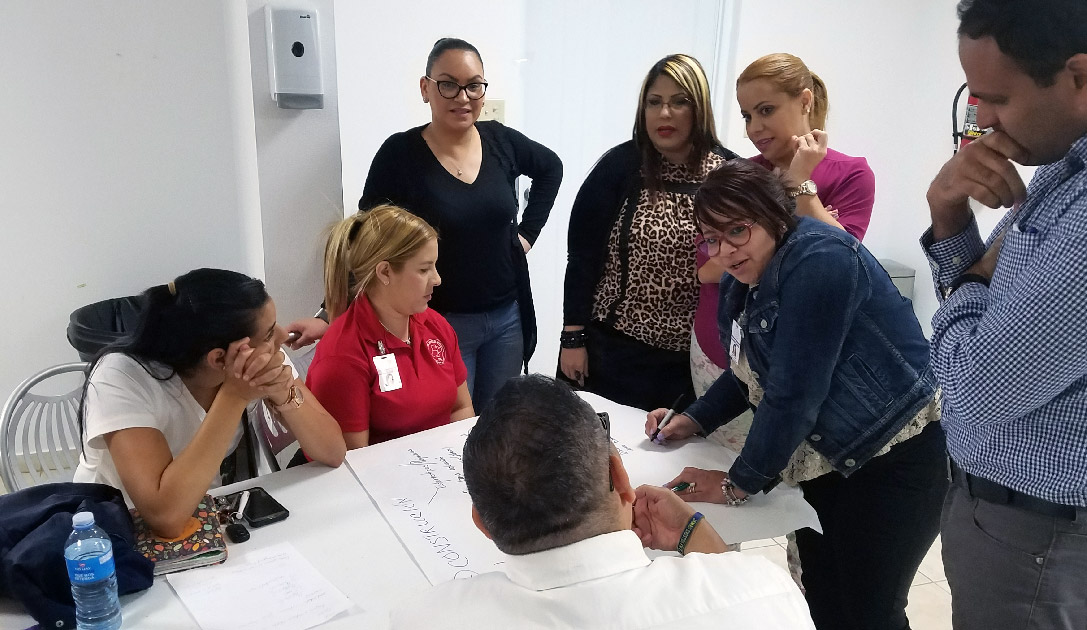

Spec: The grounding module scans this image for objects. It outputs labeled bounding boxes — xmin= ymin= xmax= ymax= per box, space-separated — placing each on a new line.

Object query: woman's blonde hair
xmin=737 ymin=53 xmax=829 ymax=130
xmin=323 ymin=204 xmax=438 ymax=321
xmin=633 ymin=54 xmax=721 ymax=193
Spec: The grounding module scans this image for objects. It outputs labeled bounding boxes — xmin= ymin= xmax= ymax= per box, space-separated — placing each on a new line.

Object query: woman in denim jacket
xmin=647 ymin=160 xmax=947 ymax=630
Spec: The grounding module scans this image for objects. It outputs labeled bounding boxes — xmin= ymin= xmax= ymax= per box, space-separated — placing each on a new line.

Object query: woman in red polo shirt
xmin=306 ymin=205 xmax=474 ymax=448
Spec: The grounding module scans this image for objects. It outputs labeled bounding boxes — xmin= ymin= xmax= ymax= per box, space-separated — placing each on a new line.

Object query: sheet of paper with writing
xmin=576 ymin=392 xmax=821 ymax=544
xmin=347 ymin=392 xmax=820 ymax=585
xmin=166 ymin=541 xmax=353 ymax=630
xmin=347 ymin=419 xmax=495 ymax=586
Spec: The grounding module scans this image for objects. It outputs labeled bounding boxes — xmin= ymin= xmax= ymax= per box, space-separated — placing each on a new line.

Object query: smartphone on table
xmin=222 ymin=486 xmax=290 ymax=528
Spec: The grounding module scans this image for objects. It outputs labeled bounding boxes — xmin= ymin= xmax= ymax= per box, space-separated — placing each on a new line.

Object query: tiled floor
xmin=739 ymin=535 xmax=953 ymax=630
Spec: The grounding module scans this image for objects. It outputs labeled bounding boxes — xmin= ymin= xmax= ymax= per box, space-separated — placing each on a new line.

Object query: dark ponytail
xmin=114 ymin=268 xmax=270 ymax=377
xmin=78 ymin=268 xmax=269 ymax=454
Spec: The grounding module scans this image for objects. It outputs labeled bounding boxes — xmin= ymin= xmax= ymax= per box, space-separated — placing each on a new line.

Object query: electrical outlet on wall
xmin=478 ymin=99 xmax=505 ymax=123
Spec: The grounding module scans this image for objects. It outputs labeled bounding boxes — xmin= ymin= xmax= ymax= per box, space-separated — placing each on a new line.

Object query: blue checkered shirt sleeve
xmin=922 ymin=135 xmax=1087 ymax=507
xmin=921 ymin=215 xmax=986 ymax=291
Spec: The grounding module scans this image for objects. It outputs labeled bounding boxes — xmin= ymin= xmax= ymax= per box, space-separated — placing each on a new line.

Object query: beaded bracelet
xmin=720 ymin=478 xmax=749 ymax=507
xmin=559 ymin=329 xmax=588 ymax=349
xmin=676 ymin=511 xmax=705 ymax=556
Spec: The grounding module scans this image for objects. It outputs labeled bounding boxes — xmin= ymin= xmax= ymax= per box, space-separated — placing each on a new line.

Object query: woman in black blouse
xmin=290 ymin=38 xmax=562 ymax=409
xmin=559 ymin=54 xmax=738 ymax=411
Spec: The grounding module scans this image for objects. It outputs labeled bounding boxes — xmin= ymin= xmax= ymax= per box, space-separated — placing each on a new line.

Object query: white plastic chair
xmin=1 ymin=362 xmax=89 ymax=492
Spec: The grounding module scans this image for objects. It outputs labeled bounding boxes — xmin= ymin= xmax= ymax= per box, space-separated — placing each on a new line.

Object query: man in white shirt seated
xmin=391 ymin=374 xmax=814 ymax=629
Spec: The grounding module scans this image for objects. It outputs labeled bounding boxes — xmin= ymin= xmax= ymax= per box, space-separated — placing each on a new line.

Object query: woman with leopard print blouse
xmin=559 ymin=54 xmax=739 ymax=412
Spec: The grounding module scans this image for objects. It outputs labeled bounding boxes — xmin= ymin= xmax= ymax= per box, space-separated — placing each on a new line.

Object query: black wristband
xmin=560 ymin=330 xmax=587 ymax=349
xmin=948 ymin=273 xmax=991 ymax=296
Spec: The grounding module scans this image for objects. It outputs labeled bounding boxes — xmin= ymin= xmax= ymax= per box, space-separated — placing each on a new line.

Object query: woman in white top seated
xmin=74 ymin=268 xmax=346 ymax=538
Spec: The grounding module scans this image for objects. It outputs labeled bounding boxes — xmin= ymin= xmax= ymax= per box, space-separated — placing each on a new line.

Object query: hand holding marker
xmin=651 ymin=393 xmax=690 ymax=445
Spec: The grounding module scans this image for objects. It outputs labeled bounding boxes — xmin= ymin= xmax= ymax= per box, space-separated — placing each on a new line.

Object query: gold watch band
xmin=273 ymin=384 xmax=303 ymax=410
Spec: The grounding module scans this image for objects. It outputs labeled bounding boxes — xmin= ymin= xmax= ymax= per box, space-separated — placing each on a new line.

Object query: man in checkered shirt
xmin=922 ymin=0 xmax=1087 ymax=627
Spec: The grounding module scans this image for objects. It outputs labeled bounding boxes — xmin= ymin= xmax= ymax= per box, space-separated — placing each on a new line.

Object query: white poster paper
xmin=347 ymin=392 xmax=820 ymax=585
xmin=577 ymin=392 xmax=821 ymax=544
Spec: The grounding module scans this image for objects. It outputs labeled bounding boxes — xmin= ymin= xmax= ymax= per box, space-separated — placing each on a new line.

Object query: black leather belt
xmin=950 ymin=460 xmax=1076 ymax=520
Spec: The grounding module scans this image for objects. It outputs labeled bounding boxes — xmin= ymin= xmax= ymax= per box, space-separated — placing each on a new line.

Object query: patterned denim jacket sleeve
xmin=684 ymin=372 xmax=751 ymax=435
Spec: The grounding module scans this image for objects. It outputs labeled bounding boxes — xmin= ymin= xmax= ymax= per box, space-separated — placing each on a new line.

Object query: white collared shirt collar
xmin=503 ymin=530 xmax=650 ymax=591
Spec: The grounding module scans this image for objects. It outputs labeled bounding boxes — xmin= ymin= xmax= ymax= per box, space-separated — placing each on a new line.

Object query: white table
xmin=0 ymin=393 xmax=819 ymax=629
xmin=0 ymin=464 xmax=429 ymax=629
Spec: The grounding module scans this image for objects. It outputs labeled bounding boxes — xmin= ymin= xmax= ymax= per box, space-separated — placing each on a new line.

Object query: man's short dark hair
xmin=462 ymin=375 xmax=612 ymax=555
xmin=958 ymin=0 xmax=1087 ymax=86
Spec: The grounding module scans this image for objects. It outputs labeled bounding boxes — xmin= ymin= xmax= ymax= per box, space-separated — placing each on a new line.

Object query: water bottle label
xmin=66 ymin=549 xmax=115 ymax=583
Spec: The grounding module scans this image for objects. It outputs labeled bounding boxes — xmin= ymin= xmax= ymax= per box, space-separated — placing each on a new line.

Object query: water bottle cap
xmin=72 ymin=511 xmax=95 ymax=528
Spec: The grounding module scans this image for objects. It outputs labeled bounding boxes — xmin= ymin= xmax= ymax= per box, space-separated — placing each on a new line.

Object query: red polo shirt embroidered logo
xmin=426 ymin=339 xmax=446 ymax=365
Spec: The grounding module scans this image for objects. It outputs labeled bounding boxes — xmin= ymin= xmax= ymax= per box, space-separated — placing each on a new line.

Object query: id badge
xmin=373 ymin=353 xmax=403 ymax=392
xmin=729 ymin=320 xmax=743 ymax=364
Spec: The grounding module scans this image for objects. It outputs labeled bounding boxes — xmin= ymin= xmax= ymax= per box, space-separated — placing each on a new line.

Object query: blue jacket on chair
xmin=0 ymin=482 xmax=154 ymax=629
xmin=684 ymin=217 xmax=937 ymax=494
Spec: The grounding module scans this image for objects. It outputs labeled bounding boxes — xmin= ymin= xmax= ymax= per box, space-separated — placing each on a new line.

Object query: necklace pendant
xmin=456 ymin=168 xmax=463 ymax=177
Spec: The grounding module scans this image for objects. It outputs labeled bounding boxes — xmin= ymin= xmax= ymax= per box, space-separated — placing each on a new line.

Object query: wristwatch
xmin=274 ymin=384 xmax=304 ymax=410
xmin=787 ymin=180 xmax=818 ymax=198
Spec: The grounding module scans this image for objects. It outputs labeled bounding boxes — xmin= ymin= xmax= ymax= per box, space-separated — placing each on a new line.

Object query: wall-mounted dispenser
xmin=265 ymin=7 xmax=323 ymax=109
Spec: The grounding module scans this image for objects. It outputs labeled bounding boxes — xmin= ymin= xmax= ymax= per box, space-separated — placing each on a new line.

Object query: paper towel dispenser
xmin=266 ymin=7 xmax=324 ymax=109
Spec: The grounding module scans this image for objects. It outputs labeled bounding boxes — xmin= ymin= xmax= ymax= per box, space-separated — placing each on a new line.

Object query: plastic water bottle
xmin=64 ymin=512 xmax=122 ymax=630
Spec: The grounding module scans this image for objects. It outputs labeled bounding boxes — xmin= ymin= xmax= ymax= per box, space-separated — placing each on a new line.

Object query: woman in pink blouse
xmin=692 ymin=52 xmax=876 ymax=399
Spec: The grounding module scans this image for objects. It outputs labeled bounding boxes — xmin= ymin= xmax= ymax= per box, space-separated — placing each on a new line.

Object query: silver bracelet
xmin=720 ymin=478 xmax=749 ymax=507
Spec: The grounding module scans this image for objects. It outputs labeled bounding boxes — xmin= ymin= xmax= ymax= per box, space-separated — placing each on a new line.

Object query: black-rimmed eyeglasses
xmin=695 ymin=222 xmax=755 ymax=256
xmin=426 ymin=76 xmax=488 ymax=100
xmin=597 ymin=412 xmax=613 ymax=491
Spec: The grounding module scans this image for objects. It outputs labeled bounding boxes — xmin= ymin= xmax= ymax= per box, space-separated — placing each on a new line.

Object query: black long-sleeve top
xmin=359 ymin=120 xmax=562 ymax=314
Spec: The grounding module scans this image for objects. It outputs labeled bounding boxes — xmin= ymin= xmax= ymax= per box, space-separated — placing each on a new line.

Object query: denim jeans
xmin=443 ymin=300 xmax=523 ymax=410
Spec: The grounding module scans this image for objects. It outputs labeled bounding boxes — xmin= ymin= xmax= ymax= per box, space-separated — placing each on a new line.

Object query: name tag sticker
xmin=373 ymin=353 xmax=403 ymax=392
xmin=729 ymin=320 xmax=743 ymax=364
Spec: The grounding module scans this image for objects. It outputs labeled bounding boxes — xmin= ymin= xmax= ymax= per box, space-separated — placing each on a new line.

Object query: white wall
xmin=0 ymin=0 xmax=346 ymax=404
xmin=0 ymin=1 xmax=265 ymax=400
xmin=247 ymin=0 xmax=345 ymax=324
xmin=335 ymin=1 xmax=527 ymax=214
